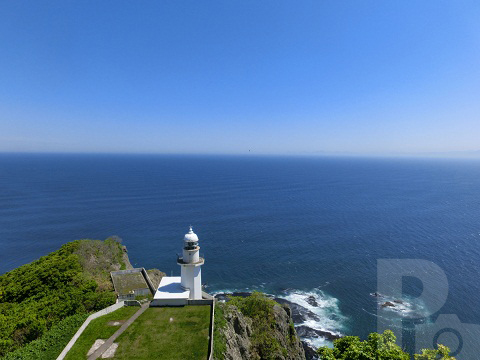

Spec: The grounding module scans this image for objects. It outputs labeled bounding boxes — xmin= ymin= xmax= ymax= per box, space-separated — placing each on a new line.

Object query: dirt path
xmin=87 ymin=303 xmax=149 ymax=360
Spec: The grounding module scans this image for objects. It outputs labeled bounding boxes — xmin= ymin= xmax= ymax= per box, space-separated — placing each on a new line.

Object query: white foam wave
xmin=277 ymin=288 xmax=347 ymax=348
xmin=374 ymin=294 xmax=430 ymax=319
xmin=361 ymin=308 xmax=405 ymax=330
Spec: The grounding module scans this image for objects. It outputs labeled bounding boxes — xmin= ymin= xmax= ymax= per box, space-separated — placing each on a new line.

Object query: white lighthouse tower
xmin=177 ymin=226 xmax=204 ymax=300
xmin=151 ymin=226 xmax=207 ymax=306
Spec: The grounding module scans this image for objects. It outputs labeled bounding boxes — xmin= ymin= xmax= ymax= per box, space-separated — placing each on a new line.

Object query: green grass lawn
xmin=64 ymin=306 xmax=139 ymax=360
xmin=114 ymin=306 xmax=211 ymax=360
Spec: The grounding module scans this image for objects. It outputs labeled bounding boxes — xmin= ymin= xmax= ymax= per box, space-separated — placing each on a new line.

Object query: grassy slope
xmin=64 ymin=306 xmax=139 ymax=360
xmin=213 ymin=302 xmax=227 ymax=360
xmin=114 ymin=306 xmax=210 ymax=360
xmin=0 ymin=237 xmax=125 ymax=357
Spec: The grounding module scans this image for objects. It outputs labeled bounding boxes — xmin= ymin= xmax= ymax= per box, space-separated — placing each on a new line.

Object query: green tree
xmin=414 ymin=344 xmax=455 ymax=359
xmin=0 ymin=238 xmax=123 ymax=357
xmin=317 ymin=330 xmax=455 ymax=360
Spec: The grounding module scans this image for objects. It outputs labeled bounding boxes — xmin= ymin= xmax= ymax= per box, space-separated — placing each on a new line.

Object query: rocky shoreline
xmin=215 ymin=292 xmax=341 ymax=359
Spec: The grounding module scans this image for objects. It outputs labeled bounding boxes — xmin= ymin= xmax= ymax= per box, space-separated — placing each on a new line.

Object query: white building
xmin=178 ymin=226 xmax=204 ymax=299
xmin=151 ymin=226 xmax=205 ymax=306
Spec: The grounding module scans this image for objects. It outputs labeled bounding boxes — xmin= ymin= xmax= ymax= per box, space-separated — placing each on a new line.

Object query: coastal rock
xmin=121 ymin=245 xmax=134 ymax=270
xmin=146 ymin=268 xmax=166 ymax=289
xmin=306 ymin=295 xmax=319 ymax=307
xmin=295 ymin=325 xmax=341 ymax=341
xmin=274 ymin=297 xmax=321 ymax=323
xmin=222 ymin=305 xmax=254 ymax=360
xmin=271 ymin=304 xmax=306 ymax=360
xmin=381 ymin=301 xmax=396 ymax=307
xmin=302 ymin=341 xmax=319 ymax=360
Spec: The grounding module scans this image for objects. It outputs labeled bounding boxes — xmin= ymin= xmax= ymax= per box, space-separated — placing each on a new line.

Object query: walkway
xmin=87 ymin=303 xmax=149 ymax=360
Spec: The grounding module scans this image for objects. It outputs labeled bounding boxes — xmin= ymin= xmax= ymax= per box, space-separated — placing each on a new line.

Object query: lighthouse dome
xmin=184 ymin=226 xmax=199 ymax=242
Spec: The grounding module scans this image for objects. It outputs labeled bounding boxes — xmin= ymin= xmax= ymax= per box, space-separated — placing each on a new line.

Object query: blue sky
xmin=1 ymin=1 xmax=479 ymax=156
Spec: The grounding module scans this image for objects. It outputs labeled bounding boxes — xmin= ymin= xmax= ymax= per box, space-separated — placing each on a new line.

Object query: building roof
xmin=153 ymin=276 xmax=190 ymax=300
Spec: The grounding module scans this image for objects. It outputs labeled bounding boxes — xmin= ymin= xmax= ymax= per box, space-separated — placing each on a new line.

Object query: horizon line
xmin=1 ymin=150 xmax=480 ymax=160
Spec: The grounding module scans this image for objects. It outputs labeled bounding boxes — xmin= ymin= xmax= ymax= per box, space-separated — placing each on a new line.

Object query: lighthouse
xmin=151 ymin=226 xmax=207 ymax=306
xmin=177 ymin=226 xmax=204 ymax=299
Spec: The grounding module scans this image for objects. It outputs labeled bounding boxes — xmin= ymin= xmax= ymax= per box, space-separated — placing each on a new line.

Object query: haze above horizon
xmin=1 ymin=1 xmax=479 ymax=156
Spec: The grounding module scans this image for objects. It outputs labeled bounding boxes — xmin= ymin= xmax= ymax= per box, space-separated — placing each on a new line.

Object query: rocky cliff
xmin=214 ymin=293 xmax=306 ymax=360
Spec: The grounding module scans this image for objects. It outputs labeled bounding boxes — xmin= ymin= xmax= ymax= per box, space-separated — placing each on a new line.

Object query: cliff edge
xmin=214 ymin=292 xmax=306 ymax=360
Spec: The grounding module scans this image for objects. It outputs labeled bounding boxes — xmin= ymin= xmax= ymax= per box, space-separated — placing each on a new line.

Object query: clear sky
xmin=1 ymin=1 xmax=479 ymax=156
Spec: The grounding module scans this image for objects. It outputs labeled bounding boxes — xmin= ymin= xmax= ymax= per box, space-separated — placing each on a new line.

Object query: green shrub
xmin=2 ymin=313 xmax=89 ymax=360
xmin=414 ymin=344 xmax=455 ymax=359
xmin=317 ymin=330 xmax=455 ymax=360
xmin=228 ymin=291 xmax=277 ymax=323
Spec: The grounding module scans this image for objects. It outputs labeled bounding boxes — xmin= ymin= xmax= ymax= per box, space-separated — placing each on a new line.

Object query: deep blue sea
xmin=1 ymin=154 xmax=480 ymax=356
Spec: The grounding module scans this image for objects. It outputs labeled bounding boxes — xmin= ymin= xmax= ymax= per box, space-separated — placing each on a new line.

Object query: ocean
xmin=1 ymin=154 xmax=480 ymax=356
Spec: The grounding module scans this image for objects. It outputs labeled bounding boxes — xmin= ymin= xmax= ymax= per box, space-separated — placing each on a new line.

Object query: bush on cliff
xmin=317 ymin=330 xmax=455 ymax=360
xmin=0 ymin=238 xmax=124 ymax=357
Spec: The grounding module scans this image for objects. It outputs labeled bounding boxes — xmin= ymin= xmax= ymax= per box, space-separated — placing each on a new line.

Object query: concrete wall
xmin=187 ymin=299 xmax=213 ymax=305
xmin=118 ymin=293 xmax=135 ymax=301
xmin=56 ymin=301 xmax=126 ymax=360
xmin=124 ymin=300 xmax=141 ymax=307
xmin=118 ymin=288 xmax=150 ymax=301
xmin=208 ymin=301 xmax=215 ymax=360
xmin=150 ymin=298 xmax=188 ymax=307
xmin=202 ymin=291 xmax=214 ymax=300
xmin=140 ymin=267 xmax=156 ymax=295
